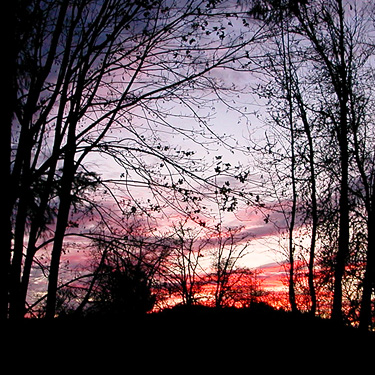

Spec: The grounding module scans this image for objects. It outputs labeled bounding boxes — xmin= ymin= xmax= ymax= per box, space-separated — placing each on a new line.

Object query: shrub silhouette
xmin=84 ymin=267 xmax=155 ymax=318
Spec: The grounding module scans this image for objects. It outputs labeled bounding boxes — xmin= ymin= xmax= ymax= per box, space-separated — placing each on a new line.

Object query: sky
xmin=75 ymin=41 xmax=289 ymax=272
xmin=71 ymin=80 xmax=292 ymax=307
xmin=47 ymin=91 xmax=291 ymax=309
xmin=84 ymin=82 xmax=281 ymax=250
xmin=17 ymin=0 xmax=375 ymax=322
xmin=26 ymin=0 xmax=299 ymax=310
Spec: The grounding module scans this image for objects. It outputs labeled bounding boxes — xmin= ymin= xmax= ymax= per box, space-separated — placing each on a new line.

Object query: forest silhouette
xmin=4 ymin=0 xmax=375 ymax=361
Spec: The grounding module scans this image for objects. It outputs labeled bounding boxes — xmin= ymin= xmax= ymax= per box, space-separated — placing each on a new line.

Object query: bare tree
xmin=159 ymin=219 xmax=209 ymax=306
xmin=209 ymin=220 xmax=251 ymax=308
xmin=6 ymin=0 xmax=266 ymax=319
xmin=282 ymin=0 xmax=374 ymax=323
xmin=349 ymin=55 xmax=375 ymax=330
xmin=247 ymin=24 xmax=302 ymax=313
xmin=247 ymin=0 xmax=375 ymax=325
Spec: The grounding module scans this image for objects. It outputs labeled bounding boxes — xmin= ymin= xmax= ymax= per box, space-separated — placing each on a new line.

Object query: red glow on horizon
xmin=151 ymin=261 xmax=290 ymax=312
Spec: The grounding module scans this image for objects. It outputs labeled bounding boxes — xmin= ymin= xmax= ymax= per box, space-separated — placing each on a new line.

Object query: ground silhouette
xmin=3 ymin=303 xmax=374 ymax=371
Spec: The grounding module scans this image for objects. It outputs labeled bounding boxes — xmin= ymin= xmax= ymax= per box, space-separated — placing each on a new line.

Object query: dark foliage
xmin=82 ymin=267 xmax=156 ymax=319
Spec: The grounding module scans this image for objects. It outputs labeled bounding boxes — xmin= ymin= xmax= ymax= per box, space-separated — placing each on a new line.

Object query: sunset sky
xmin=21 ymin=0 xmax=305 ymax=312
xmin=60 ymin=89 xmax=292 ymax=304
xmin=84 ymin=93 xmax=282 ymax=242
xmin=62 ymin=46 xmax=296 ymax=303
xmin=8 ymin=0 xmax=375 ymax=328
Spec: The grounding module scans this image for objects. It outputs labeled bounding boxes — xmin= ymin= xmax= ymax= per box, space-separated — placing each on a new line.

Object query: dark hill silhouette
xmin=3 ymin=303 xmax=374 ymax=371
xmin=149 ymin=304 xmax=375 ymax=347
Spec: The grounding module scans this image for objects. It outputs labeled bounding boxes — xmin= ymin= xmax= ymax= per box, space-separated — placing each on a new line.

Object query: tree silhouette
xmin=248 ymin=0 xmax=375 ymax=326
xmin=83 ymin=264 xmax=155 ymax=318
xmin=209 ymin=224 xmax=251 ymax=307
xmin=6 ymin=0 xmax=375 ymax=333
xmin=162 ymin=219 xmax=209 ymax=307
xmin=5 ymin=0 xmax=263 ymax=319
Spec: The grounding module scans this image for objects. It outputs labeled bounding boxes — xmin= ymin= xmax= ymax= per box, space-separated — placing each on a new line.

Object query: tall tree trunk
xmin=359 ymin=186 xmax=375 ymax=331
xmin=331 ymin=0 xmax=350 ymax=322
xmin=18 ymin=116 xmax=65 ymax=318
xmin=8 ymin=120 xmax=37 ymax=319
xmin=288 ymin=148 xmax=298 ymax=313
xmin=1 ymin=0 xmax=17 ymax=319
xmin=45 ymin=124 xmax=76 ymax=319
xmin=296 ymin=91 xmax=317 ymax=315
xmin=1 ymin=124 xmax=12 ymax=319
xmin=282 ymin=26 xmax=298 ymax=314
xmin=331 ymin=96 xmax=350 ymax=322
xmin=6 ymin=1 xmax=69 ymax=319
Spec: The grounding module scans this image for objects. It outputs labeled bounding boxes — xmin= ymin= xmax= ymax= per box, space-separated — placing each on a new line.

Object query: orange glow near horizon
xmin=151 ymin=261 xmax=290 ymax=312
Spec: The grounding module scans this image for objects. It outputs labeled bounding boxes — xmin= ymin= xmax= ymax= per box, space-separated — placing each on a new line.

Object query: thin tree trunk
xmin=18 ymin=101 xmax=67 ymax=318
xmin=9 ymin=134 xmax=34 ymax=319
xmin=295 ymin=89 xmax=317 ymax=315
xmin=282 ymin=25 xmax=298 ymax=313
xmin=288 ymin=159 xmax=298 ymax=313
xmin=359 ymin=186 xmax=375 ymax=331
xmin=1 ymin=0 xmax=17 ymax=319
xmin=331 ymin=0 xmax=350 ymax=322
xmin=45 ymin=124 xmax=77 ymax=319
xmin=307 ymin=163 xmax=318 ymax=316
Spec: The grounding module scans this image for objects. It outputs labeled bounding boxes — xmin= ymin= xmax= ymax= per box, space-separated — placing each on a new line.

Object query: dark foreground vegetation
xmin=4 ymin=304 xmax=374 ymax=371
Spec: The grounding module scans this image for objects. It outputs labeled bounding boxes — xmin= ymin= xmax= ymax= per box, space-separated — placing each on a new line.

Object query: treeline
xmin=3 ymin=0 xmax=375 ymax=332
xmin=247 ymin=0 xmax=375 ymax=330
xmin=54 ymin=215 xmax=266 ymax=318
